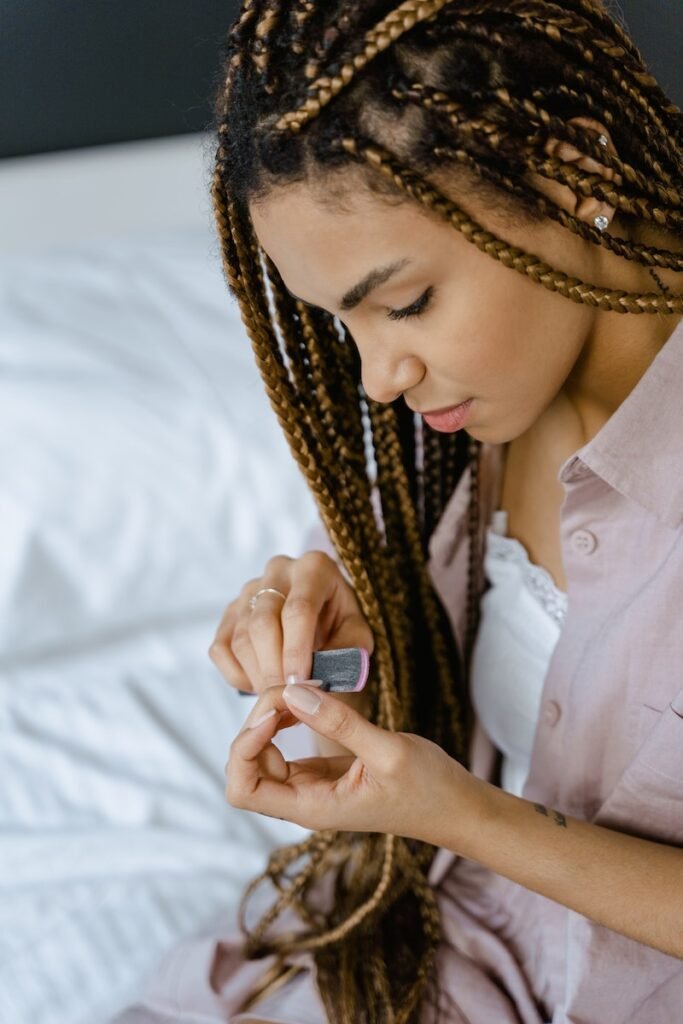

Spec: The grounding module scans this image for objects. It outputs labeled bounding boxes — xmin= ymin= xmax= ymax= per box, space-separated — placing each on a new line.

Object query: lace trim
xmin=485 ymin=518 xmax=568 ymax=628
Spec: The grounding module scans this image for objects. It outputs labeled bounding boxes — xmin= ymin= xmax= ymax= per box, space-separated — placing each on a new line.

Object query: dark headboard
xmin=2 ymin=1 xmax=240 ymax=158
xmin=2 ymin=0 xmax=680 ymax=160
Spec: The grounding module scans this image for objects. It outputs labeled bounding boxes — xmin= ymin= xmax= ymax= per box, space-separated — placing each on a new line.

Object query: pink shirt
xmin=426 ymin=314 xmax=683 ymax=1020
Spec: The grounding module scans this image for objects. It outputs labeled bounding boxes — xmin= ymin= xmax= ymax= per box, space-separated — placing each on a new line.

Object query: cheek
xmin=430 ymin=280 xmax=582 ymax=396
xmin=435 ymin=313 xmax=521 ymax=384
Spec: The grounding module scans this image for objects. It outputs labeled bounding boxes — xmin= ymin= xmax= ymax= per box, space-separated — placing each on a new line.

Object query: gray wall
xmin=1 ymin=1 xmax=679 ymax=159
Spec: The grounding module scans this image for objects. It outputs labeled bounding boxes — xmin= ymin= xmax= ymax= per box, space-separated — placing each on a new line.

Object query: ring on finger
xmin=248 ymin=587 xmax=287 ymax=612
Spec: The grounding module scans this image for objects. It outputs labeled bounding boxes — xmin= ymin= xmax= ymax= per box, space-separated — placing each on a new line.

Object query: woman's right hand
xmin=208 ymin=550 xmax=374 ymax=697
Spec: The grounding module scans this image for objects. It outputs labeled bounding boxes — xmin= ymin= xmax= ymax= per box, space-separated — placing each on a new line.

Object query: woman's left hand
xmin=224 ymin=682 xmax=487 ymax=852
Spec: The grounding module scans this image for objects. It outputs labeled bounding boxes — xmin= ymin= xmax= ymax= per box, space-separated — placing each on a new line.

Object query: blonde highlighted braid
xmin=209 ymin=1 xmax=682 ymax=1020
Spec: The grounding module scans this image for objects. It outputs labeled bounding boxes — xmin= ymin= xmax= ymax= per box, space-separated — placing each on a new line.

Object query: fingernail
xmin=247 ymin=708 xmax=278 ymax=730
xmin=283 ymin=684 xmax=322 ymax=714
xmin=286 ymin=674 xmax=323 ymax=688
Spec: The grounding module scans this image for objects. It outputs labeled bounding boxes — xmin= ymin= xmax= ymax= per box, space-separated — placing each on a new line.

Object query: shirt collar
xmin=558 ymin=316 xmax=683 ymax=530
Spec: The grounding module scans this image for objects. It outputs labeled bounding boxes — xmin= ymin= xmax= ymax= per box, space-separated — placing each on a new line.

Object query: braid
xmin=250 ymin=1 xmax=284 ymax=93
xmin=393 ymin=82 xmax=683 ymax=257
xmin=274 ymin=0 xmax=453 ymax=133
xmin=408 ymin=79 xmax=681 ymax=213
xmin=340 ymin=135 xmax=681 ymax=313
xmin=210 ymin=1 xmax=682 ymax=1020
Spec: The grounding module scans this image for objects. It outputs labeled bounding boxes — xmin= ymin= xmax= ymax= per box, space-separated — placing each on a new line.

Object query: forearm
xmin=453 ymin=778 xmax=683 ymax=959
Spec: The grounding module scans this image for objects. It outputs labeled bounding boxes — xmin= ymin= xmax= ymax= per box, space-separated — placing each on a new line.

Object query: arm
xmin=453 ymin=778 xmax=683 ymax=960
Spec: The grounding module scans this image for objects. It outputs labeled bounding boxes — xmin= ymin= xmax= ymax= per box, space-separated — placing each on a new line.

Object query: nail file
xmin=237 ymin=646 xmax=370 ymax=695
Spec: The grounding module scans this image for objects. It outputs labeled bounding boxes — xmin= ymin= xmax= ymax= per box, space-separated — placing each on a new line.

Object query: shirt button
xmin=571 ymin=528 xmax=598 ymax=554
xmin=542 ymin=700 xmax=562 ymax=727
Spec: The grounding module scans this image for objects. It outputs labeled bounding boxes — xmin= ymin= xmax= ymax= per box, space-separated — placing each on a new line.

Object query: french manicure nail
xmin=286 ymin=675 xmax=323 ymax=688
xmin=286 ymin=673 xmax=303 ymax=686
xmin=247 ymin=708 xmax=278 ymax=730
xmin=283 ymin=684 xmax=322 ymax=714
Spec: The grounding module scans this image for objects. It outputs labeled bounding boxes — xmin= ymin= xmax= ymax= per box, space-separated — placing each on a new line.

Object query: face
xmin=248 ymin=166 xmax=623 ymax=446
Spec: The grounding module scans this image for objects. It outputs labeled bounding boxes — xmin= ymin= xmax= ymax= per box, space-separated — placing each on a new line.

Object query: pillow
xmin=0 ymin=227 xmax=322 ymax=661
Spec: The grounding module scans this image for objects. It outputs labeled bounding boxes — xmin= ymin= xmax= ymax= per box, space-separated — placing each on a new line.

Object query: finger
xmin=233 ymin=559 xmax=293 ymax=690
xmin=226 ymin=704 xmax=308 ymax=820
xmin=226 ymin=707 xmax=283 ymax=797
xmin=239 ymin=687 xmax=298 ymax=733
xmin=209 ymin=567 xmax=291 ymax=692
xmin=224 ymin=699 xmax=300 ymax=786
xmin=281 ymin=684 xmax=398 ymax=770
xmin=246 ymin=584 xmax=290 ymax=688
xmin=249 ymin=707 xmax=291 ymax=782
xmin=209 ymin=594 xmax=257 ymax=692
xmin=287 ymin=753 xmax=356 ymax=781
xmin=280 ymin=551 xmax=346 ymax=684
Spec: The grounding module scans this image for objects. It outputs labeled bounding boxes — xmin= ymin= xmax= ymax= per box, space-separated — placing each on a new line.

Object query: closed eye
xmin=386 ymin=286 xmax=435 ymax=322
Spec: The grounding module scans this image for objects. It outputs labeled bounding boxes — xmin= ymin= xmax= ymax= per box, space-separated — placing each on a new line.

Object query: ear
xmin=532 ymin=115 xmax=624 ymax=230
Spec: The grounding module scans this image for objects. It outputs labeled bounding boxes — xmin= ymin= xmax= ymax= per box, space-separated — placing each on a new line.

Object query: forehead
xmin=250 ymin=180 xmax=423 ymax=243
xmin=248 ymin=180 xmax=447 ymax=295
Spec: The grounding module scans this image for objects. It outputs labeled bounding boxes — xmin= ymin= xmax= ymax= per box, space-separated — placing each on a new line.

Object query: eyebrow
xmin=284 ymin=257 xmax=413 ymax=313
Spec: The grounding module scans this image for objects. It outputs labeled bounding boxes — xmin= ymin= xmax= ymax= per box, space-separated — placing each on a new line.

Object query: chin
xmin=466 ymin=419 xmax=530 ymax=447
xmin=463 ymin=425 xmax=495 ymax=444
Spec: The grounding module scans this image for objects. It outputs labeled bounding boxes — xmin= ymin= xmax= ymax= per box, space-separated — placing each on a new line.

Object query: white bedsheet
xmin=0 ymin=612 xmax=319 ymax=1024
xmin=0 ymin=132 xmax=331 ymax=1024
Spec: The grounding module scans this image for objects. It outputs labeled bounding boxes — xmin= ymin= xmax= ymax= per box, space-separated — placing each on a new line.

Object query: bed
xmin=0 ymin=130 xmax=327 ymax=1024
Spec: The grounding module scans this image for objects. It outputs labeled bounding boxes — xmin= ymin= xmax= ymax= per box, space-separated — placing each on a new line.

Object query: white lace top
xmin=469 ymin=507 xmax=568 ymax=798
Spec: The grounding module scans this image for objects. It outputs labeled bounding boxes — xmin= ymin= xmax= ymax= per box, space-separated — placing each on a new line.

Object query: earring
xmin=594 ymin=135 xmax=611 ymax=232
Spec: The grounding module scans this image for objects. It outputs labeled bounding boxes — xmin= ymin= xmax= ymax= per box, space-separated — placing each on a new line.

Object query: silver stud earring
xmin=593 ymin=137 xmax=611 ymax=232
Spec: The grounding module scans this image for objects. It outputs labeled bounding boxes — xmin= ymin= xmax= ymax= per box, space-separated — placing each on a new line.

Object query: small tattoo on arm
xmin=533 ymin=803 xmax=567 ymax=827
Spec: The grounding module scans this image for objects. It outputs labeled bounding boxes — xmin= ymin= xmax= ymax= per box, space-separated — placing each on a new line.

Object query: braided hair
xmin=208 ymin=2 xmax=682 ymax=1020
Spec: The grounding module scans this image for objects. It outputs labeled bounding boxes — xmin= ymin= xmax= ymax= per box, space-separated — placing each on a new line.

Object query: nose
xmin=359 ymin=348 xmax=424 ymax=406
xmin=361 ymin=373 xmax=402 ymax=405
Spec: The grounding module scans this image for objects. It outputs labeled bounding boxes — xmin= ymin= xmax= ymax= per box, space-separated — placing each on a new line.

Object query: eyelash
xmin=386 ymin=286 xmax=435 ymax=322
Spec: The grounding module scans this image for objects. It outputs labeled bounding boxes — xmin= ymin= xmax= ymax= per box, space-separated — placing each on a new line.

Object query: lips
xmin=421 ymin=398 xmax=474 ymax=433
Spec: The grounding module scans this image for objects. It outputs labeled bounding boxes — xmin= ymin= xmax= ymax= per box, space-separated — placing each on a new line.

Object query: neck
xmin=546 ymin=220 xmax=682 ymax=450
xmin=561 ymin=309 xmax=680 ymax=443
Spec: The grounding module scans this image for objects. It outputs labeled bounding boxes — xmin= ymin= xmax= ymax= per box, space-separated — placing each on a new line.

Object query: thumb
xmin=282 ymin=682 xmax=390 ymax=766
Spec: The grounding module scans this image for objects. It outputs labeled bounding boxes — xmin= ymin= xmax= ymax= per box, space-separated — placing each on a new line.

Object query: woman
xmin=112 ymin=1 xmax=682 ymax=1022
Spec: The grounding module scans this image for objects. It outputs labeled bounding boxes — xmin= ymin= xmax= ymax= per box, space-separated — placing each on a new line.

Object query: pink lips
xmin=422 ymin=398 xmax=474 ymax=432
